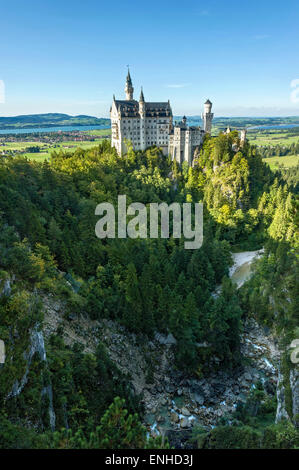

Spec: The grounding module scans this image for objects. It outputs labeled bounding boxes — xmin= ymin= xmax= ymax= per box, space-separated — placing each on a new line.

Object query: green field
xmin=248 ymin=130 xmax=299 ymax=146
xmin=0 ymin=141 xmax=49 ymax=150
xmin=1 ymin=139 xmax=111 ymax=162
xmin=262 ymin=154 xmax=299 ymax=169
xmin=23 ymin=153 xmax=50 ymax=162
xmin=83 ymin=128 xmax=111 ymax=136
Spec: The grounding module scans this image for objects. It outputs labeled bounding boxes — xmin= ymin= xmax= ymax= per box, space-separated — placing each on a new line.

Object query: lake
xmin=0 ymin=122 xmax=298 ymax=135
xmin=0 ymin=125 xmax=110 ymax=135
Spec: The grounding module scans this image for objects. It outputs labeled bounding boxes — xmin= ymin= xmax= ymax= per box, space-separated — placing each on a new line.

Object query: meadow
xmin=247 ymin=128 xmax=299 ymax=146
xmin=24 ymin=141 xmax=108 ymax=161
xmin=262 ymin=154 xmax=299 ymax=170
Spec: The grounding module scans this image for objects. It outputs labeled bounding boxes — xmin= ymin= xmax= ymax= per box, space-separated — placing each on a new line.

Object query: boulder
xmin=193 ymin=393 xmax=205 ymax=406
xmin=170 ymin=412 xmax=179 ymax=424
xmin=244 ymin=372 xmax=253 ymax=381
xmin=154 ymin=332 xmax=177 ymax=345
xmin=180 ymin=418 xmax=190 ymax=428
xmin=157 ymin=415 xmax=164 ymax=423
xmin=181 ymin=407 xmax=191 ymax=416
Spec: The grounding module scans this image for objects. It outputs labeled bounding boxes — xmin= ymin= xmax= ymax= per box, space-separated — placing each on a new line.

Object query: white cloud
xmin=166 ymin=83 xmax=191 ymax=89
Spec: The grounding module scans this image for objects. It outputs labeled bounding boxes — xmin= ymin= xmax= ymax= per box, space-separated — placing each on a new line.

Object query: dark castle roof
xmin=114 ymin=100 xmax=172 ymax=118
xmin=126 ymin=70 xmax=133 ymax=86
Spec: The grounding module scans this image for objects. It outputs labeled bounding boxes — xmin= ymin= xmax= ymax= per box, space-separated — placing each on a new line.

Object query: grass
xmin=83 ymin=128 xmax=111 ymax=136
xmin=263 ymin=154 xmax=299 ymax=169
xmin=0 ymin=141 xmax=50 ymax=150
xmin=24 ymin=153 xmax=50 ymax=162
xmin=248 ymin=130 xmax=299 ymax=146
xmin=1 ymin=138 xmax=111 ymax=162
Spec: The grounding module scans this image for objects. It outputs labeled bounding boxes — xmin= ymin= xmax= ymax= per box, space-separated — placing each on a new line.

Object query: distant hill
xmin=175 ymin=116 xmax=299 ymax=127
xmin=1 ymin=113 xmax=298 ymax=131
xmin=0 ymin=113 xmax=110 ymax=130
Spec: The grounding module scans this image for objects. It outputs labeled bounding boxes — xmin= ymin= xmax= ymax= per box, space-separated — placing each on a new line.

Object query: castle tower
xmin=139 ymin=88 xmax=146 ymax=150
xmin=240 ymin=129 xmax=247 ymax=145
xmin=202 ymin=99 xmax=214 ymax=133
xmin=125 ymin=69 xmax=134 ymax=100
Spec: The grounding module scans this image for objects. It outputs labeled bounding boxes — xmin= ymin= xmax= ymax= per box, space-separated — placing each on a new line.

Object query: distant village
xmin=0 ymin=130 xmax=110 ymax=156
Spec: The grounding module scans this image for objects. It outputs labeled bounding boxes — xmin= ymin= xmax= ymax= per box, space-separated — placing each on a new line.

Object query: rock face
xmin=0 ymin=275 xmax=13 ymax=297
xmin=276 ymin=363 xmax=299 ymax=427
xmin=276 ymin=367 xmax=290 ymax=423
xmin=290 ymin=369 xmax=299 ymax=425
xmin=7 ymin=328 xmax=56 ymax=431
xmin=42 ymin=297 xmax=281 ymax=439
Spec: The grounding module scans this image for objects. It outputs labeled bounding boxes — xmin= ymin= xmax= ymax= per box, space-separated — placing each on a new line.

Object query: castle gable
xmin=114 ymin=99 xmax=172 ymax=118
xmin=115 ymin=100 xmax=139 ymax=117
xmin=144 ymin=102 xmax=172 ymax=118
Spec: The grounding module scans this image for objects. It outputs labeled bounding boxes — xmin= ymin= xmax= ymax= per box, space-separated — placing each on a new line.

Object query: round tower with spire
xmin=125 ymin=68 xmax=134 ymax=100
xmin=201 ymin=99 xmax=214 ymax=134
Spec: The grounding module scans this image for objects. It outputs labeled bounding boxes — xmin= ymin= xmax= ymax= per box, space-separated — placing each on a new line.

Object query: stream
xmin=229 ymin=249 xmax=264 ymax=288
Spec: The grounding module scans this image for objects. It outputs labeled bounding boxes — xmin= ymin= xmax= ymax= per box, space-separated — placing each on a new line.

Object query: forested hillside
xmin=0 ymin=132 xmax=298 ymax=448
xmin=0 ymin=113 xmax=109 ymax=130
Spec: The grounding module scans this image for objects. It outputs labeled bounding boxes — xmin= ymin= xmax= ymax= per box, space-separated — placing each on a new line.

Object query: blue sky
xmin=1 ymin=0 xmax=299 ymax=117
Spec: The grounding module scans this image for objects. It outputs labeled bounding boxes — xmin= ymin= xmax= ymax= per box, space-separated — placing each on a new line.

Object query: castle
xmin=110 ymin=70 xmax=214 ymax=164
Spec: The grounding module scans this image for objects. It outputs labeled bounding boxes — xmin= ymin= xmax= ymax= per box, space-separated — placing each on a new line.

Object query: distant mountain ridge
xmin=0 ymin=113 xmax=298 ymax=131
xmin=0 ymin=113 xmax=110 ymax=130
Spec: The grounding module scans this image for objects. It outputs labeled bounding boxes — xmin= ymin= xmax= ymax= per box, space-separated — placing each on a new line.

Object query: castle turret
xmin=125 ymin=69 xmax=134 ymax=100
xmin=139 ymin=88 xmax=146 ymax=150
xmin=139 ymin=87 xmax=145 ymax=111
xmin=240 ymin=129 xmax=247 ymax=145
xmin=202 ymin=99 xmax=214 ymax=133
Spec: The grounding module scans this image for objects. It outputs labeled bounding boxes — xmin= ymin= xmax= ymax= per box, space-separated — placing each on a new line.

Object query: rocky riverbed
xmin=142 ymin=318 xmax=279 ymax=439
xmin=44 ymin=310 xmax=277 ymax=443
xmin=42 ymin=249 xmax=284 ymax=447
